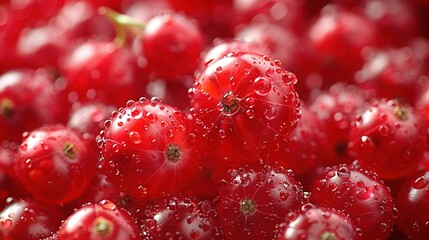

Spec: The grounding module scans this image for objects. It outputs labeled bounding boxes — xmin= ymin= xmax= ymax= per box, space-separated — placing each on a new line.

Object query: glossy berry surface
xmin=347 ymin=99 xmax=427 ymax=179
xmin=0 ymin=69 xmax=65 ymax=142
xmin=274 ymin=204 xmax=356 ymax=240
xmin=0 ymin=199 xmax=64 ymax=240
xmin=141 ymin=196 xmax=218 ymax=239
xmin=190 ymin=52 xmax=300 ymax=164
xmin=216 ymin=164 xmax=304 ymax=239
xmin=396 ymin=170 xmax=429 ymax=239
xmin=98 ymin=98 xmax=198 ymax=200
xmin=14 ymin=125 xmax=96 ymax=204
xmin=58 ymin=200 xmax=140 ymax=240
xmin=310 ymin=163 xmax=397 ymax=240
xmin=134 ymin=12 xmax=204 ymax=80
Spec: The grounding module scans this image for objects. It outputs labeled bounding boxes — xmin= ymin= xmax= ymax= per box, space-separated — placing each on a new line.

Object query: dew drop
xmin=360 ymin=136 xmax=375 ymax=153
xmin=111 ymin=143 xmax=119 ymax=153
xmin=378 ymin=125 xmax=391 ymax=137
xmin=129 ymin=131 xmax=142 ymax=144
xmin=337 ymin=166 xmax=351 ymax=179
xmin=264 ymin=107 xmax=277 ymax=120
xmin=145 ymin=112 xmax=158 ymax=123
xmin=216 ymin=66 xmax=223 ymax=72
xmin=245 ymin=109 xmax=255 ymax=119
xmin=130 ymin=107 xmax=142 ymax=119
xmin=20 ymin=143 xmax=28 ymax=151
xmin=265 ymin=67 xmax=275 ymax=77
xmin=1 ymin=219 xmax=12 ymax=229
xmin=218 ymin=129 xmax=226 ymax=139
xmin=253 ymin=77 xmax=271 ymax=96
xmin=413 ymin=176 xmax=428 ymax=189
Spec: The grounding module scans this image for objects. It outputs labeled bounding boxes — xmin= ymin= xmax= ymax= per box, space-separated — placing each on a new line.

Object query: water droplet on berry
xmin=264 ymin=107 xmax=277 ymax=120
xmin=218 ymin=129 xmax=226 ymax=139
xmin=20 ymin=143 xmax=28 ymax=151
xmin=246 ymin=109 xmax=255 ymax=119
xmin=216 ymin=66 xmax=223 ymax=72
xmin=131 ymin=107 xmax=143 ymax=119
xmin=337 ymin=166 xmax=351 ymax=179
xmin=413 ymin=176 xmax=428 ymax=189
xmin=253 ymin=77 xmax=271 ymax=96
xmin=100 ymin=200 xmax=117 ymax=210
xmin=360 ymin=136 xmax=375 ymax=153
xmin=378 ymin=125 xmax=391 ymax=137
xmin=265 ymin=67 xmax=275 ymax=77
xmin=356 ymin=187 xmax=373 ymax=200
xmin=279 ymin=191 xmax=290 ymax=201
xmin=1 ymin=219 xmax=12 ymax=229
xmin=129 ymin=131 xmax=142 ymax=144
xmin=144 ymin=112 xmax=158 ymax=123
xmin=111 ymin=144 xmax=119 ymax=153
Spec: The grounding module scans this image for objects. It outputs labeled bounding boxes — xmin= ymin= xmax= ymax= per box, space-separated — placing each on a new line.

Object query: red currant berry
xmin=310 ymin=163 xmax=397 ymax=240
xmin=309 ymin=82 xmax=373 ymax=166
xmin=15 ymin=125 xmax=97 ymax=204
xmin=347 ymin=99 xmax=427 ymax=179
xmin=141 ymin=196 xmax=219 ymax=239
xmin=0 ymin=199 xmax=65 ymax=240
xmin=98 ymin=98 xmax=198 ymax=200
xmin=58 ymin=200 xmax=140 ymax=240
xmin=396 ymin=170 xmax=429 ymax=239
xmin=58 ymin=40 xmax=145 ymax=108
xmin=190 ymin=53 xmax=300 ymax=165
xmin=216 ymin=164 xmax=304 ymax=239
xmin=0 ymin=69 xmax=65 ymax=142
xmin=274 ymin=204 xmax=357 ymax=240
xmin=133 ymin=12 xmax=204 ymax=80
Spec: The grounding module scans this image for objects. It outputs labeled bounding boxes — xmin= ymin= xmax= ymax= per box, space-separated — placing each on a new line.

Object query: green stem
xmin=98 ymin=7 xmax=145 ymax=47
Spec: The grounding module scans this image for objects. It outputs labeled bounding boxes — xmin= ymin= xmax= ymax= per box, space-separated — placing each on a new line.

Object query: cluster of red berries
xmin=1 ymin=0 xmax=429 ymax=239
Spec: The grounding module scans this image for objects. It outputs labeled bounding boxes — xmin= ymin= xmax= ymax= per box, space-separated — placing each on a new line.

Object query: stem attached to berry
xmin=98 ymin=7 xmax=145 ymax=47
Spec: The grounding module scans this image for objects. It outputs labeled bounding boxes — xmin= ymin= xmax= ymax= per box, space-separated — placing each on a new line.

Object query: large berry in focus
xmin=190 ymin=53 xmax=300 ymax=167
xmin=98 ymin=98 xmax=198 ymax=200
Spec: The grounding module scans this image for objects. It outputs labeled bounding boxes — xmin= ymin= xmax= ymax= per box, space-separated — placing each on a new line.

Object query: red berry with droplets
xmin=216 ymin=164 xmax=304 ymax=239
xmin=274 ymin=204 xmax=357 ymax=240
xmin=189 ymin=53 xmax=300 ymax=168
xmin=133 ymin=12 xmax=204 ymax=80
xmin=0 ymin=199 xmax=64 ymax=240
xmin=310 ymin=163 xmax=397 ymax=240
xmin=98 ymin=98 xmax=198 ymax=200
xmin=396 ymin=170 xmax=429 ymax=239
xmin=347 ymin=98 xmax=427 ymax=179
xmin=141 ymin=196 xmax=218 ymax=239
xmin=309 ymin=82 xmax=373 ymax=166
xmin=14 ymin=125 xmax=97 ymax=204
xmin=58 ymin=200 xmax=140 ymax=240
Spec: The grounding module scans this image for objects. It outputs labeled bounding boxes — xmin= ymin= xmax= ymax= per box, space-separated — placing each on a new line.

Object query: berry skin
xmin=59 ymin=40 xmax=145 ymax=108
xmin=216 ymin=164 xmax=304 ymax=239
xmin=133 ymin=12 xmax=204 ymax=80
xmin=98 ymin=98 xmax=198 ymax=200
xmin=189 ymin=53 xmax=300 ymax=167
xmin=140 ymin=196 xmax=219 ymax=239
xmin=0 ymin=69 xmax=66 ymax=142
xmin=396 ymin=170 xmax=429 ymax=239
xmin=274 ymin=204 xmax=357 ymax=240
xmin=58 ymin=200 xmax=140 ymax=240
xmin=310 ymin=163 xmax=397 ymax=240
xmin=15 ymin=125 xmax=97 ymax=204
xmin=347 ymin=99 xmax=427 ymax=179
xmin=309 ymin=82 xmax=373 ymax=166
xmin=0 ymin=199 xmax=65 ymax=240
